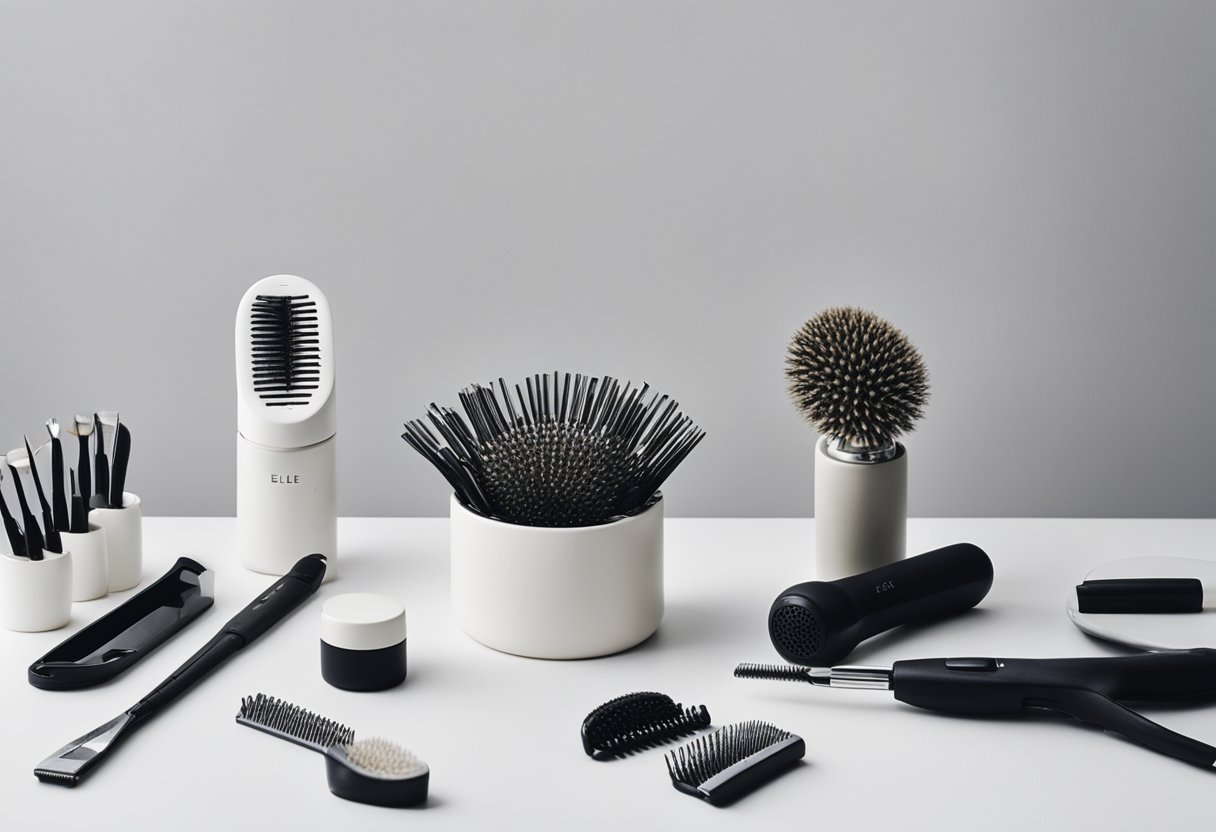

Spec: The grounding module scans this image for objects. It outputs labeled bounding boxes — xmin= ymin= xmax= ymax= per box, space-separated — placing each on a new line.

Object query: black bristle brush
xmin=402 ymin=372 xmax=705 ymax=527
xmin=665 ymin=720 xmax=805 ymax=805
xmin=581 ymin=692 xmax=711 ymax=760
xmin=786 ymin=306 xmax=929 ymax=450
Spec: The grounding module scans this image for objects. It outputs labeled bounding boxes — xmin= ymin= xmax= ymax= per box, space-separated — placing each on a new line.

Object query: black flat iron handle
xmin=1028 ymin=689 xmax=1216 ymax=768
xmin=893 ymin=650 xmax=1216 ymax=714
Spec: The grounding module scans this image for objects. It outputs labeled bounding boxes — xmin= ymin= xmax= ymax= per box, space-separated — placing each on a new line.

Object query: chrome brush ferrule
xmin=822 ymin=436 xmax=900 ymax=464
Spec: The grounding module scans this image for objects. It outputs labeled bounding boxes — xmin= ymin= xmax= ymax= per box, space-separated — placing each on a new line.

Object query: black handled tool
xmin=0 ymin=468 xmax=26 ymax=556
xmin=69 ymin=470 xmax=87 ymax=534
xmin=24 ymin=437 xmax=61 ymax=553
xmin=737 ymin=649 xmax=1216 ymax=768
xmin=46 ymin=419 xmax=69 ymax=532
xmin=109 ymin=422 xmax=130 ymax=509
xmin=34 ymin=553 xmax=328 ymax=786
xmin=90 ymin=413 xmax=110 ymax=509
xmin=73 ymin=415 xmax=92 ymax=516
xmin=6 ymin=460 xmax=44 ymax=560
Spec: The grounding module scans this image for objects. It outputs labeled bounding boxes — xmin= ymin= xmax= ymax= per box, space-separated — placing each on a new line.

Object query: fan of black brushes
xmin=402 ymin=372 xmax=705 ymax=527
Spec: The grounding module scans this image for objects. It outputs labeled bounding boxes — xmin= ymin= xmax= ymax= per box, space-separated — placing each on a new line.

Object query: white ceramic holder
xmin=814 ymin=437 xmax=907 ymax=581
xmin=449 ymin=494 xmax=664 ymax=660
xmin=60 ymin=523 xmax=109 ymax=601
xmin=0 ymin=549 xmax=72 ymax=632
xmin=89 ymin=491 xmax=143 ymax=592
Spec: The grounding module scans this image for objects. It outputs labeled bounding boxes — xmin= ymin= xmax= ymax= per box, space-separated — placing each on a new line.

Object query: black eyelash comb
xmin=402 ymin=371 xmax=705 ymax=527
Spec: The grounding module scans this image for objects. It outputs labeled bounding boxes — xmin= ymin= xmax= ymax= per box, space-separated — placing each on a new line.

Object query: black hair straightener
xmin=736 ymin=649 xmax=1216 ymax=768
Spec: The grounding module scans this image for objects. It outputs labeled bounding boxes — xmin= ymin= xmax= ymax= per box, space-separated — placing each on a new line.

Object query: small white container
xmin=0 ymin=549 xmax=73 ymax=632
xmin=814 ymin=437 xmax=907 ymax=580
xmin=449 ymin=494 xmax=664 ymax=660
xmin=321 ymin=593 xmax=408 ymax=691
xmin=89 ymin=492 xmax=142 ymax=592
xmin=60 ymin=523 xmax=109 ymax=601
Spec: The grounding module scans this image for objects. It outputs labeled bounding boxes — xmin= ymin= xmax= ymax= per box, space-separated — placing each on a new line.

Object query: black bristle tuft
xmin=733 ymin=663 xmax=813 ymax=682
xmin=581 ymin=692 xmax=712 ymax=760
xmin=236 ymin=693 xmax=354 ymax=750
xmin=402 ymin=372 xmax=705 ymax=527
xmin=786 ymin=306 xmax=928 ymax=448
xmin=665 ymin=720 xmax=806 ymax=805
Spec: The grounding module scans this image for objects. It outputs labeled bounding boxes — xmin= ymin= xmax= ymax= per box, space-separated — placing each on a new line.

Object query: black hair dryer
xmin=769 ymin=543 xmax=994 ymax=666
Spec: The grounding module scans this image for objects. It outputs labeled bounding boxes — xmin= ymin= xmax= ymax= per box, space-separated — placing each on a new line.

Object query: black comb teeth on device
xmin=249 ymin=294 xmax=321 ymax=407
xmin=665 ymin=720 xmax=805 ymax=806
xmin=581 ymin=692 xmax=711 ymax=760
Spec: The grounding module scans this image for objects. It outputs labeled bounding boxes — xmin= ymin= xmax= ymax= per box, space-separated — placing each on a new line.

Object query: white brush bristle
xmin=341 ymin=737 xmax=427 ymax=779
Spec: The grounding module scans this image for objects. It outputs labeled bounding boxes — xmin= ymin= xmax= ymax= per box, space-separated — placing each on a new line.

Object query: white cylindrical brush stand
xmin=450 ymin=494 xmax=664 ymax=659
xmin=59 ymin=523 xmax=109 ymax=601
xmin=237 ymin=434 xmax=337 ymax=577
xmin=814 ymin=437 xmax=907 ymax=581
xmin=0 ymin=550 xmax=72 ymax=632
xmin=90 ymin=492 xmax=143 ymax=592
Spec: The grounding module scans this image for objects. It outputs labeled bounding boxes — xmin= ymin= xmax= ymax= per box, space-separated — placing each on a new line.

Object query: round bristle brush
xmin=785 ymin=307 xmax=930 ymax=579
xmin=402 ymin=371 xmax=705 ymax=527
xmin=786 ymin=306 xmax=928 ymax=451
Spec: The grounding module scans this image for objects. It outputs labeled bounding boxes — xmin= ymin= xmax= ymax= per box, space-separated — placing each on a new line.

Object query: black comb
xmin=665 ymin=720 xmax=805 ymax=805
xmin=581 ymin=691 xmax=711 ymax=760
xmin=250 ymin=294 xmax=321 ymax=407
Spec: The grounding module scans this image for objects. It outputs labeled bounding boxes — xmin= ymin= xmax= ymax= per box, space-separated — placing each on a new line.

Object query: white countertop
xmin=3 ymin=517 xmax=1215 ymax=830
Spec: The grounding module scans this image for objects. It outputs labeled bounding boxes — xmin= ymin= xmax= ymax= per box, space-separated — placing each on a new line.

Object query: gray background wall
xmin=1 ymin=1 xmax=1213 ymax=518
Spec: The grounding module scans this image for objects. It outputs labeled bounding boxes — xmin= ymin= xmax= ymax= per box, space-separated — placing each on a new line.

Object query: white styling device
xmin=235 ymin=275 xmax=337 ymax=576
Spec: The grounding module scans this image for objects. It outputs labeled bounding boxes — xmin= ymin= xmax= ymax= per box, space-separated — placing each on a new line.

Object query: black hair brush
xmin=581 ymin=691 xmax=711 ymax=760
xmin=786 ymin=306 xmax=929 ymax=451
xmin=402 ymin=371 xmax=705 ymax=527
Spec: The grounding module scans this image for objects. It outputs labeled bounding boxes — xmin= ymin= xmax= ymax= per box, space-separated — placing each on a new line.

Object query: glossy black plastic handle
xmin=892 ymin=651 xmax=1216 ymax=767
xmin=893 ymin=649 xmax=1216 ymax=713
xmin=128 ymin=554 xmax=326 ymax=720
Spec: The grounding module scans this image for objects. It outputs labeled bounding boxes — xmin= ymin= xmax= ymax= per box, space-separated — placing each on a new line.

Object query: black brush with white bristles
xmin=402 ymin=371 xmax=705 ymax=527
xmin=236 ymin=693 xmax=429 ymax=807
xmin=664 ymin=720 xmax=805 ymax=805
xmin=581 ymin=691 xmax=711 ymax=760
xmin=786 ymin=306 xmax=928 ymax=451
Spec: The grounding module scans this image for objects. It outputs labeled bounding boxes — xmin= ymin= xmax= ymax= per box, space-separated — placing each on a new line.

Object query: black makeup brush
xmin=402 ymin=372 xmax=705 ymax=527
xmin=786 ymin=306 xmax=928 ymax=450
